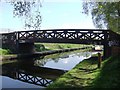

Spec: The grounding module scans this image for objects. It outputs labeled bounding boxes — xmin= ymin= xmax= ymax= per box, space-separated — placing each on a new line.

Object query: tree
xmin=82 ymin=1 xmax=120 ymax=33
xmin=6 ymin=0 xmax=43 ymax=30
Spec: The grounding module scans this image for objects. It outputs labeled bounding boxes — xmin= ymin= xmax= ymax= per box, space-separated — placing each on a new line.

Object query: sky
xmin=0 ymin=0 xmax=96 ymax=33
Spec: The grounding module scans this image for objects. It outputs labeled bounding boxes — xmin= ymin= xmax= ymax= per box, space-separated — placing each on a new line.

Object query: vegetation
xmin=0 ymin=48 xmax=10 ymax=55
xmin=83 ymin=2 xmax=120 ymax=33
xmin=35 ymin=44 xmax=48 ymax=52
xmin=35 ymin=43 xmax=91 ymax=52
xmin=2 ymin=1 xmax=43 ymax=30
xmin=47 ymin=55 xmax=120 ymax=89
xmin=0 ymin=43 xmax=91 ymax=54
xmin=91 ymin=55 xmax=120 ymax=88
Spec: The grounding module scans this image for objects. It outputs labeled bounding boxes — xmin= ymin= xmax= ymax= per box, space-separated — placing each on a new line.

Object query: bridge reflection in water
xmin=2 ymin=64 xmax=64 ymax=87
xmin=2 ymin=50 xmax=98 ymax=87
xmin=2 ymin=56 xmax=66 ymax=87
xmin=2 ymin=69 xmax=53 ymax=87
xmin=16 ymin=71 xmax=53 ymax=87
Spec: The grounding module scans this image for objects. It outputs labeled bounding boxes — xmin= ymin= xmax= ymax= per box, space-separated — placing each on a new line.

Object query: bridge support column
xmin=104 ymin=44 xmax=111 ymax=59
xmin=18 ymin=42 xmax=35 ymax=54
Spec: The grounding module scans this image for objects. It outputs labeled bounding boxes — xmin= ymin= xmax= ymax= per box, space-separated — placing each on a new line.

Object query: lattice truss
xmin=18 ymin=30 xmax=105 ymax=41
xmin=1 ymin=29 xmax=120 ymax=46
xmin=2 ymin=33 xmax=16 ymax=44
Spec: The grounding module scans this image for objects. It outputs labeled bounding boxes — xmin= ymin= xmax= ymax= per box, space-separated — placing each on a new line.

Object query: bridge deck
xmin=1 ymin=29 xmax=120 ymax=46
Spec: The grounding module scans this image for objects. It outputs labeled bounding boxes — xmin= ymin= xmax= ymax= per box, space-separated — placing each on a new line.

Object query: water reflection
xmin=17 ymin=71 xmax=53 ymax=87
xmin=2 ymin=56 xmax=65 ymax=88
xmin=1 ymin=76 xmax=43 ymax=88
xmin=2 ymin=50 xmax=98 ymax=88
xmin=2 ymin=64 xmax=64 ymax=88
xmin=34 ymin=51 xmax=93 ymax=70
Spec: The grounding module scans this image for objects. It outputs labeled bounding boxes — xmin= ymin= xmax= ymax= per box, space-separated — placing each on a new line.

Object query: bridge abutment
xmin=18 ymin=42 xmax=35 ymax=54
xmin=104 ymin=44 xmax=111 ymax=59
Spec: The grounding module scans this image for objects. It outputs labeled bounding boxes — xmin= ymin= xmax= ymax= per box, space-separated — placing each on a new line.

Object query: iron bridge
xmin=1 ymin=29 xmax=120 ymax=46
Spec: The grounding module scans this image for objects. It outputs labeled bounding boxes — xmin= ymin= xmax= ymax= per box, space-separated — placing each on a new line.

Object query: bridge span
xmin=1 ymin=29 xmax=120 ymax=58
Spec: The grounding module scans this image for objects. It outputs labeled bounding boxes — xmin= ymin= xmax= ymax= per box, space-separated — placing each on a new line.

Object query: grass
xmin=1 ymin=43 xmax=92 ymax=53
xmin=0 ymin=48 xmax=10 ymax=55
xmin=35 ymin=43 xmax=92 ymax=51
xmin=91 ymin=56 xmax=120 ymax=88
xmin=47 ymin=55 xmax=99 ymax=88
xmin=47 ymin=55 xmax=120 ymax=89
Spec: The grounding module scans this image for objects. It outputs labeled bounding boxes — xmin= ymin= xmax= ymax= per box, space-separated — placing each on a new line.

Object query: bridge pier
xmin=103 ymin=44 xmax=111 ymax=59
xmin=18 ymin=42 xmax=35 ymax=54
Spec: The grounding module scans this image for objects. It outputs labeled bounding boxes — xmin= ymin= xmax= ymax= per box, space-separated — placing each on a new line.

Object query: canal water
xmin=1 ymin=50 xmax=98 ymax=88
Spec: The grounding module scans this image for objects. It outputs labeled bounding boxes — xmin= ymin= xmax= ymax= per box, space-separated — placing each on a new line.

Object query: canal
xmin=1 ymin=50 xmax=98 ymax=88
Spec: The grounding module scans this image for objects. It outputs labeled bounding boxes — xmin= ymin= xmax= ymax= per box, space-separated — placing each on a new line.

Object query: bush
xmin=34 ymin=44 xmax=48 ymax=52
xmin=0 ymin=48 xmax=10 ymax=55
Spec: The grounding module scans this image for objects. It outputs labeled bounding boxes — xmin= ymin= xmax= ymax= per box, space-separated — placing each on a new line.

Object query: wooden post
xmin=98 ymin=53 xmax=102 ymax=68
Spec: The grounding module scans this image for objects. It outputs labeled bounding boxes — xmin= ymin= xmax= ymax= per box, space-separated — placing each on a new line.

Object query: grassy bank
xmin=1 ymin=43 xmax=92 ymax=53
xmin=0 ymin=48 xmax=10 ymax=55
xmin=35 ymin=43 xmax=92 ymax=52
xmin=91 ymin=55 xmax=120 ymax=88
xmin=47 ymin=55 xmax=120 ymax=89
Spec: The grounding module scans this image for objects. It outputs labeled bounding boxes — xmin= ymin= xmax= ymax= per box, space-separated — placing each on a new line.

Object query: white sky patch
xmin=1 ymin=0 xmax=119 ymax=3
xmin=0 ymin=0 xmax=82 ymax=3
xmin=82 ymin=0 xmax=120 ymax=2
xmin=0 ymin=27 xmax=26 ymax=33
xmin=42 ymin=0 xmax=120 ymax=3
xmin=62 ymin=13 xmax=69 ymax=17
xmin=61 ymin=22 xmax=96 ymax=29
xmin=46 ymin=10 xmax=52 ymax=14
xmin=41 ymin=22 xmax=96 ymax=29
xmin=44 ymin=0 xmax=83 ymax=3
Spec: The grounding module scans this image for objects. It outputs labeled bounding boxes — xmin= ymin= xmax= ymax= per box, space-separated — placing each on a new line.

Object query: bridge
xmin=1 ymin=29 xmax=120 ymax=58
xmin=2 ymin=59 xmax=65 ymax=87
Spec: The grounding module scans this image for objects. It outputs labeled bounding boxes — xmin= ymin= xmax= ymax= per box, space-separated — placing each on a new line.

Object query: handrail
xmin=1 ymin=29 xmax=120 ymax=46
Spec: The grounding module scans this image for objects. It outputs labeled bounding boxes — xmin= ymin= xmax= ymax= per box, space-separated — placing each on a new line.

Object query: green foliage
xmin=7 ymin=1 xmax=42 ymax=30
xmin=34 ymin=44 xmax=48 ymax=52
xmin=91 ymin=56 xmax=120 ymax=88
xmin=0 ymin=48 xmax=10 ymax=55
xmin=83 ymin=2 xmax=120 ymax=33
xmin=47 ymin=56 xmax=99 ymax=88
xmin=35 ymin=43 xmax=90 ymax=51
xmin=47 ymin=55 xmax=120 ymax=88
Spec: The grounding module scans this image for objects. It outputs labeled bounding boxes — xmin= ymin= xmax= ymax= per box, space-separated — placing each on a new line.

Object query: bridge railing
xmin=1 ymin=29 xmax=120 ymax=46
xmin=17 ymin=29 xmax=109 ymax=44
xmin=1 ymin=32 xmax=17 ymax=44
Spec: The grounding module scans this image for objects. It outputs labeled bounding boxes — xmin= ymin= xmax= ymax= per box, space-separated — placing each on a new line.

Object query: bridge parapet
xmin=1 ymin=29 xmax=120 ymax=46
xmin=0 ymin=29 xmax=120 ymax=57
xmin=1 ymin=32 xmax=17 ymax=44
xmin=1 ymin=29 xmax=120 ymax=57
xmin=17 ymin=29 xmax=109 ymax=45
xmin=1 ymin=32 xmax=17 ymax=52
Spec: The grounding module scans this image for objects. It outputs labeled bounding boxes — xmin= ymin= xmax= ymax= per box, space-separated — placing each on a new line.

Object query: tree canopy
xmin=82 ymin=1 xmax=120 ymax=33
xmin=8 ymin=0 xmax=43 ymax=30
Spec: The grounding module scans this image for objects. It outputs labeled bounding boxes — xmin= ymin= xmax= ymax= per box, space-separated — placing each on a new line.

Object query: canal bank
xmin=1 ymin=47 xmax=92 ymax=60
xmin=47 ymin=53 xmax=100 ymax=88
xmin=47 ymin=54 xmax=120 ymax=89
xmin=1 ymin=49 xmax=95 ymax=88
